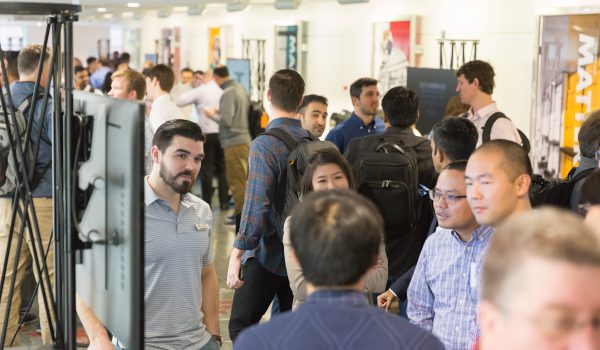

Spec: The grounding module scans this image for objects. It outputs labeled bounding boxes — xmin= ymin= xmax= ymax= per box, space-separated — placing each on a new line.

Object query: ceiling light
xmin=187 ymin=5 xmax=206 ymax=16
xmin=157 ymin=8 xmax=172 ymax=18
xmin=102 ymin=13 xmax=113 ymax=19
xmin=227 ymin=0 xmax=249 ymax=12
xmin=97 ymin=7 xmax=107 ymax=12
xmin=122 ymin=12 xmax=134 ymax=18
xmin=127 ymin=2 xmax=140 ymax=7
xmin=274 ymin=0 xmax=301 ymax=10
xmin=173 ymin=6 xmax=188 ymax=12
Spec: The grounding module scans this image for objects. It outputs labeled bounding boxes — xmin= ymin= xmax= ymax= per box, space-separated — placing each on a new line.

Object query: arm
xmin=363 ymin=242 xmax=388 ymax=294
xmin=215 ymin=91 xmax=236 ymax=125
xmin=227 ymin=139 xmax=279 ymax=289
xmin=175 ymin=86 xmax=200 ymax=107
xmin=201 ymin=263 xmax=220 ymax=337
xmin=406 ymin=244 xmax=435 ymax=331
xmin=283 ymin=216 xmax=307 ymax=304
xmin=75 ymin=294 xmax=114 ymax=350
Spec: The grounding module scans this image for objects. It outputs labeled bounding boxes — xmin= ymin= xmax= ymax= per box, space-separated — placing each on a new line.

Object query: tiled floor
xmin=17 ymin=193 xmax=266 ymax=350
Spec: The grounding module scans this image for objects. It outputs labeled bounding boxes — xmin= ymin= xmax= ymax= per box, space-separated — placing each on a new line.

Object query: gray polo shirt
xmin=144 ymin=178 xmax=214 ymax=349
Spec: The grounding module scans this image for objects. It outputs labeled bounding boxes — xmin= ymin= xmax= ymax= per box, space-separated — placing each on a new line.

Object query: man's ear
xmin=515 ymin=173 xmax=532 ymax=198
xmin=435 ymin=148 xmax=445 ymax=165
xmin=150 ymin=145 xmax=161 ymax=164
xmin=267 ymin=88 xmax=272 ymax=102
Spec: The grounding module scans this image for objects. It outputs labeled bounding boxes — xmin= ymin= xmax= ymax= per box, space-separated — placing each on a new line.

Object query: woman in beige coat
xmin=283 ymin=148 xmax=388 ymax=309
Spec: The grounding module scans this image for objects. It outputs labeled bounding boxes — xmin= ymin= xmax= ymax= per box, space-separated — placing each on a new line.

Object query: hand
xmin=87 ymin=336 xmax=114 ymax=350
xmin=227 ymin=248 xmax=245 ymax=289
xmin=377 ymin=289 xmax=397 ymax=312
xmin=204 ymin=107 xmax=216 ymax=118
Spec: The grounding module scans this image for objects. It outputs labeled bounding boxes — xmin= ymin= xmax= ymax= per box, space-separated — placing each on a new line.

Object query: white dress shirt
xmin=467 ymin=102 xmax=522 ymax=147
xmin=175 ymin=80 xmax=223 ymax=135
xmin=148 ymin=94 xmax=185 ymax=133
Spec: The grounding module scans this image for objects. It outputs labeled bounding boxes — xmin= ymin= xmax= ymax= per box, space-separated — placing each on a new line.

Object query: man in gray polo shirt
xmin=77 ymin=119 xmax=221 ymax=350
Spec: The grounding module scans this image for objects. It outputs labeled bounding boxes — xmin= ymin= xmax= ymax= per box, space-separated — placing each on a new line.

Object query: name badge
xmin=195 ymin=223 xmax=210 ymax=231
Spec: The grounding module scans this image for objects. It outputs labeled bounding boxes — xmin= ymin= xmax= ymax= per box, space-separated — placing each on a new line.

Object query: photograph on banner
xmin=372 ymin=19 xmax=412 ymax=96
xmin=209 ymin=27 xmax=222 ymax=68
xmin=534 ymin=14 xmax=600 ymax=178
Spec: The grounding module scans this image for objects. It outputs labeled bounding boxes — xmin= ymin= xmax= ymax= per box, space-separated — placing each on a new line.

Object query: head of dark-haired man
xmin=297 ymin=94 xmax=328 ymax=137
xmin=431 ymin=117 xmax=479 ymax=173
xmin=268 ymin=69 xmax=305 ymax=116
xmin=381 ymin=86 xmax=419 ymax=129
xmin=465 ymin=139 xmax=532 ymax=228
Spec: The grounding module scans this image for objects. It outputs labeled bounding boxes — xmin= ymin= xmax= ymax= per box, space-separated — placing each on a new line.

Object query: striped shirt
xmin=407 ymin=225 xmax=494 ymax=350
xmin=144 ymin=178 xmax=214 ymax=350
xmin=234 ymin=117 xmax=308 ymax=276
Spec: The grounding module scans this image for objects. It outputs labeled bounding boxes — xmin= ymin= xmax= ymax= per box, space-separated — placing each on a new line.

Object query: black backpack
xmin=482 ymin=112 xmax=531 ymax=153
xmin=355 ymin=136 xmax=423 ymax=234
xmin=530 ymin=167 xmax=594 ymax=209
xmin=248 ymin=101 xmax=266 ymax=140
xmin=263 ymin=128 xmax=338 ymax=239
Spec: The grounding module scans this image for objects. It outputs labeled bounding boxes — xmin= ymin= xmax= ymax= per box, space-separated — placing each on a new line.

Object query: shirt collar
xmin=144 ymin=176 xmax=194 ymax=209
xmin=468 ymin=102 xmax=498 ymax=121
xmin=450 ymin=225 xmax=493 ymax=245
xmin=219 ymin=79 xmax=234 ymax=89
xmin=266 ymin=116 xmax=302 ymax=129
xmin=384 ymin=126 xmax=415 ymax=136
xmin=306 ymin=290 xmax=369 ymax=306
xmin=348 ymin=112 xmax=377 ymax=128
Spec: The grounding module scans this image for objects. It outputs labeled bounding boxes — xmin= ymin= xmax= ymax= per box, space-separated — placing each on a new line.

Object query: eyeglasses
xmin=429 ymin=189 xmax=467 ymax=204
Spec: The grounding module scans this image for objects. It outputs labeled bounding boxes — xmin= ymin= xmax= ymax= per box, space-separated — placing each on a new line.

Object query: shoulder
xmin=184 ymin=193 xmax=212 ymax=213
xmin=367 ymin=308 xmax=445 ymax=348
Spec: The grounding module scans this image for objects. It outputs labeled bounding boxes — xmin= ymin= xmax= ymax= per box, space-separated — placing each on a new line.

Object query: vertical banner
xmin=274 ymin=25 xmax=298 ymax=71
xmin=209 ymin=27 xmax=222 ymax=68
xmin=534 ymin=15 xmax=600 ymax=178
xmin=373 ymin=20 xmax=411 ymax=95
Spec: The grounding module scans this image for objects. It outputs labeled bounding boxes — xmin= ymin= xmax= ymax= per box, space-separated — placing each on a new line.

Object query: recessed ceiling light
xmin=97 ymin=7 xmax=107 ymax=12
xmin=127 ymin=2 xmax=140 ymax=7
xmin=122 ymin=12 xmax=134 ymax=18
xmin=102 ymin=13 xmax=113 ymax=18
xmin=173 ymin=6 xmax=188 ymax=12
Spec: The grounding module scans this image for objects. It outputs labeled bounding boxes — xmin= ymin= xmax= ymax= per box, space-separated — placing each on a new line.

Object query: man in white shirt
xmin=146 ymin=64 xmax=185 ymax=133
xmin=176 ymin=73 xmax=229 ymax=210
xmin=171 ymin=67 xmax=194 ymax=119
xmin=455 ymin=60 xmax=522 ymax=147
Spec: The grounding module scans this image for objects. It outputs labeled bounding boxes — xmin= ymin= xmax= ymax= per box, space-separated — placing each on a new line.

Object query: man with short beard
xmin=77 ymin=119 xmax=221 ymax=350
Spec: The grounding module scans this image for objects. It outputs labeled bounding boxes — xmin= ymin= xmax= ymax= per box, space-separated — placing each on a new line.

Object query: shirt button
xmin=462 ymin=273 xmax=466 ymax=277
xmin=360 ymin=126 xmax=363 ymax=130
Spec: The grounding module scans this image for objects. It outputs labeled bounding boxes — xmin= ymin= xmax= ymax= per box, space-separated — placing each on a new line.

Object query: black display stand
xmin=0 ymin=3 xmax=80 ymax=349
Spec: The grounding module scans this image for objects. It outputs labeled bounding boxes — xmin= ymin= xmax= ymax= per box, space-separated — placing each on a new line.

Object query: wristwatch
xmin=212 ymin=335 xmax=223 ymax=347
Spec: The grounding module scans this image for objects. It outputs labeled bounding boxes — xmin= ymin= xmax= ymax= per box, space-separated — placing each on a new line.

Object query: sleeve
xmin=43 ymin=100 xmax=53 ymax=141
xmin=406 ymin=241 xmax=435 ymax=332
xmin=234 ymin=137 xmax=279 ymax=250
xmin=218 ymin=90 xmax=236 ymax=127
xmin=175 ymin=87 xmax=200 ymax=107
xmin=283 ymin=216 xmax=307 ymax=303
xmin=490 ymin=118 xmax=522 ymax=145
xmin=343 ymin=138 xmax=361 ymax=175
xmin=325 ymin=127 xmax=344 ymax=152
xmin=363 ymin=242 xmax=388 ymax=294
xmin=389 ymin=265 xmax=416 ymax=300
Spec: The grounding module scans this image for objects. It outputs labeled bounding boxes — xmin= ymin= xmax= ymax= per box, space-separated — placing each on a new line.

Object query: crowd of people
xmin=0 ymin=44 xmax=599 ymax=350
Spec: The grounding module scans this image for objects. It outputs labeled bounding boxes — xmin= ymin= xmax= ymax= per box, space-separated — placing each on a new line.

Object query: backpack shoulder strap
xmin=570 ymin=167 xmax=595 ymax=183
xmin=482 ymin=112 xmax=508 ymax=143
xmin=262 ymin=128 xmax=297 ymax=152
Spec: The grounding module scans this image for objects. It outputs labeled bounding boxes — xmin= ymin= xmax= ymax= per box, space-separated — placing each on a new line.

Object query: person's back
xmin=217 ymin=76 xmax=251 ymax=148
xmin=234 ymin=190 xmax=443 ymax=350
xmin=146 ymin=64 xmax=185 ymax=133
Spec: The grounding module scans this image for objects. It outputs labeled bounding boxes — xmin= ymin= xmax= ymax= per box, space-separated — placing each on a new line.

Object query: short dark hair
xmin=193 ymin=70 xmax=204 ymax=76
xmin=4 ymin=52 xmax=19 ymax=81
xmin=289 ymin=190 xmax=382 ymax=287
xmin=350 ymin=78 xmax=377 ymax=99
xmin=381 ymin=86 xmax=419 ymax=128
xmin=300 ymin=148 xmax=356 ymax=195
xmin=119 ymin=52 xmax=130 ymax=63
xmin=74 ymin=65 xmax=86 ymax=75
xmin=147 ymin=64 xmax=175 ymax=92
xmin=580 ymin=169 xmax=600 ymax=205
xmin=152 ymin=119 xmax=205 ymax=153
xmin=17 ymin=44 xmax=51 ymax=76
xmin=86 ymin=56 xmax=97 ymax=65
xmin=213 ymin=66 xmax=229 ymax=78
xmin=578 ymin=109 xmax=600 ymax=158
xmin=269 ymin=69 xmax=305 ymax=112
xmin=181 ymin=67 xmax=193 ymax=75
xmin=456 ymin=60 xmax=495 ymax=95
xmin=444 ymin=159 xmax=468 ymax=172
xmin=475 ymin=139 xmax=533 ymax=181
xmin=297 ymin=94 xmax=328 ymax=114
xmin=432 ymin=117 xmax=478 ymax=162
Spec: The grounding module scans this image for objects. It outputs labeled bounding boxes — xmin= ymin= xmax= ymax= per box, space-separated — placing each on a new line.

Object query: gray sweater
xmin=217 ymin=79 xmax=251 ymax=148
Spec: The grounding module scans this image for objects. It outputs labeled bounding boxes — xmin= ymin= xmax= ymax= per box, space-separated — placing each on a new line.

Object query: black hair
xmin=456 ymin=60 xmax=495 ymax=95
xmin=580 ymin=169 xmax=600 ymax=205
xmin=297 ymin=94 xmax=328 ymax=114
xmin=289 ymin=190 xmax=382 ymax=287
xmin=269 ymin=69 xmax=305 ymax=112
xmin=381 ymin=86 xmax=419 ymax=128
xmin=432 ymin=117 xmax=478 ymax=162
xmin=350 ymin=77 xmax=377 ymax=99
xmin=213 ymin=66 xmax=229 ymax=78
xmin=152 ymin=119 xmax=205 ymax=152
xmin=444 ymin=159 xmax=468 ymax=172
xmin=300 ymin=148 xmax=355 ymax=196
xmin=146 ymin=64 xmax=175 ymax=92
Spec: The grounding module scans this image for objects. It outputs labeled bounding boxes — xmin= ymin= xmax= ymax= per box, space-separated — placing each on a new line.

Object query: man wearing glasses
xmin=406 ymin=160 xmax=494 ymax=350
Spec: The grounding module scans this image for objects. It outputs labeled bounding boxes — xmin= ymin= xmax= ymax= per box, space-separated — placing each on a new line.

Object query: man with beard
xmin=77 ymin=119 xmax=221 ymax=350
xmin=326 ymin=78 xmax=384 ymax=153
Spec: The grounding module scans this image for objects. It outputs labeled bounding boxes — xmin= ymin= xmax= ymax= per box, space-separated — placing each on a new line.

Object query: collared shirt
xmin=143 ymin=178 xmax=214 ymax=349
xmin=175 ymin=80 xmax=223 ymax=134
xmin=407 ymin=225 xmax=494 ymax=350
xmin=90 ymin=66 xmax=111 ymax=89
xmin=325 ymin=112 xmax=385 ymax=153
xmin=10 ymin=82 xmax=53 ymax=197
xmin=234 ymin=117 xmax=307 ymax=276
xmin=148 ymin=94 xmax=185 ymax=133
xmin=467 ymin=102 xmax=522 ymax=147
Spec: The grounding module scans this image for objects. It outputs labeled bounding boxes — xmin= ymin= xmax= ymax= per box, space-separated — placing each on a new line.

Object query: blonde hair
xmin=111 ymin=69 xmax=146 ymax=100
xmin=482 ymin=207 xmax=600 ymax=306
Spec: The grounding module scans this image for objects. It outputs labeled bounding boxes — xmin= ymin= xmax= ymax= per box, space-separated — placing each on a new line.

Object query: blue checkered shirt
xmin=407 ymin=225 xmax=494 ymax=350
xmin=234 ymin=117 xmax=307 ymax=276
